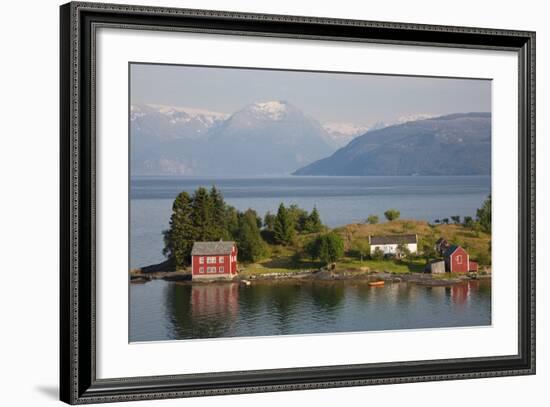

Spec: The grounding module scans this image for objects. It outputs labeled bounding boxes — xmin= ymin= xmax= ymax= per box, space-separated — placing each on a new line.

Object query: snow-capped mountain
xmin=131 ymin=101 xmax=335 ymax=176
xmin=204 ymin=101 xmax=335 ymax=175
xmin=131 ymin=104 xmax=228 ymax=141
xmin=322 ymin=122 xmax=370 ymax=148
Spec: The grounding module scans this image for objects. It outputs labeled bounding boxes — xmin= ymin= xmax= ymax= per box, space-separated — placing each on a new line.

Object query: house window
xmin=456 ymin=255 xmax=462 ymax=264
xmin=199 ymin=257 xmax=204 ymax=264
xmin=207 ymin=266 xmax=216 ymax=273
xmin=219 ymin=256 xmax=224 ymax=263
xmin=219 ymin=266 xmax=224 ymax=273
xmin=199 ymin=267 xmax=204 ymax=273
xmin=207 ymin=256 xmax=216 ymax=264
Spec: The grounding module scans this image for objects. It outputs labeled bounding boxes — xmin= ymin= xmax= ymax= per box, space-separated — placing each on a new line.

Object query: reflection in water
xmin=129 ymin=279 xmax=492 ymax=342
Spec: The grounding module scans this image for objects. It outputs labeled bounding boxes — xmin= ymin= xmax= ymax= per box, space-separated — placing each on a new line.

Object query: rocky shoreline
xmin=130 ymin=265 xmax=490 ymax=286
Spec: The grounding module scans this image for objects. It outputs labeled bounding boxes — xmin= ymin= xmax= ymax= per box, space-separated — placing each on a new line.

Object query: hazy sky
xmin=130 ymin=63 xmax=491 ymax=126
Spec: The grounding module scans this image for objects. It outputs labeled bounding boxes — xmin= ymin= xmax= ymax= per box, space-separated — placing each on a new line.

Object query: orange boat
xmin=368 ymin=281 xmax=385 ymax=287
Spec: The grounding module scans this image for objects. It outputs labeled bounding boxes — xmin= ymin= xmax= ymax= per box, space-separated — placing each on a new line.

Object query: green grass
xmin=241 ymin=219 xmax=491 ymax=277
xmin=240 ymin=255 xmax=323 ymax=276
xmin=336 ymin=257 xmax=425 ymax=273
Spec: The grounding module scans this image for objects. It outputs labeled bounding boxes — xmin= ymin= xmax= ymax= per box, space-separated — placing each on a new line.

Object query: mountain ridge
xmin=293 ymin=112 xmax=491 ymax=176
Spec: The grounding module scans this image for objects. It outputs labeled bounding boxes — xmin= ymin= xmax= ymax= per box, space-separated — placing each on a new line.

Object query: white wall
xmin=0 ymin=0 xmax=547 ymax=406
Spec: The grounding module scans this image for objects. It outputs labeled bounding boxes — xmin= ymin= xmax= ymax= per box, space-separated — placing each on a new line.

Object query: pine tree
xmin=191 ymin=187 xmax=213 ymax=241
xmin=304 ymin=206 xmax=323 ymax=233
xmin=307 ymin=233 xmax=344 ymax=264
xmin=287 ymin=204 xmax=309 ymax=232
xmin=163 ymin=191 xmax=194 ymax=268
xmin=263 ymin=211 xmax=276 ymax=231
xmin=273 ymin=203 xmax=295 ymax=245
xmin=209 ymin=186 xmax=228 ymax=239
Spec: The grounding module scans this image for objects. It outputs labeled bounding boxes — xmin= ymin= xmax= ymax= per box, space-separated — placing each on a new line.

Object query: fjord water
xmin=130 ymin=279 xmax=491 ymax=341
xmin=129 ymin=175 xmax=491 ymax=341
xmin=130 ymin=175 xmax=490 ymax=269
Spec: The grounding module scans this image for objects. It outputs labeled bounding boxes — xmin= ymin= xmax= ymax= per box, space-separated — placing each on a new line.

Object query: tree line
xmin=432 ymin=194 xmax=491 ymax=233
xmin=163 ymin=187 xmax=326 ymax=268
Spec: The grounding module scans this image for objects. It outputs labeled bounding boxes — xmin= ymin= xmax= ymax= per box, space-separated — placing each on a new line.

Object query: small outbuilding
xmin=425 ymin=260 xmax=446 ymax=274
xmin=443 ymin=245 xmax=470 ymax=273
xmin=191 ymin=241 xmax=238 ymax=281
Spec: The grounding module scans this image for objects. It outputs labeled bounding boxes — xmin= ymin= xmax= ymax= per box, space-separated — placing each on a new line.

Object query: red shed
xmin=443 ymin=245 xmax=470 ymax=273
xmin=191 ymin=241 xmax=238 ymax=281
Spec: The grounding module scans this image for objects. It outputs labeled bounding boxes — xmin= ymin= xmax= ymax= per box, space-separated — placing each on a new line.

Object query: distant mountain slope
xmin=293 ymin=112 xmax=491 ymax=176
xmin=131 ymin=101 xmax=335 ymax=176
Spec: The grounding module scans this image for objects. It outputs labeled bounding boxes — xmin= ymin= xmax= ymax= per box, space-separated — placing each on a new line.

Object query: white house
xmin=369 ymin=234 xmax=418 ymax=256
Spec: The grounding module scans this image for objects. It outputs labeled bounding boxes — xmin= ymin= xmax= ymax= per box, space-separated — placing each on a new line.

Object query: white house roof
xmin=191 ymin=241 xmax=235 ymax=256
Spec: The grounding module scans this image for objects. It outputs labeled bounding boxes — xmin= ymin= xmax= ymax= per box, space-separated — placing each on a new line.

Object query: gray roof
xmin=369 ymin=234 xmax=417 ymax=245
xmin=191 ymin=241 xmax=236 ymax=256
xmin=443 ymin=245 xmax=460 ymax=257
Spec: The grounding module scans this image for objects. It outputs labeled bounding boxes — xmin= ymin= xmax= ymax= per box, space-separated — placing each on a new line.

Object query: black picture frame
xmin=60 ymin=1 xmax=536 ymax=404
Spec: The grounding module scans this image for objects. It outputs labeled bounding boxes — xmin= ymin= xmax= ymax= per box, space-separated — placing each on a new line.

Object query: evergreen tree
xmin=273 ymin=203 xmax=295 ymax=245
xmin=304 ymin=206 xmax=323 ymax=233
xmin=236 ymin=209 xmax=268 ymax=262
xmin=263 ymin=211 xmax=276 ymax=231
xmin=191 ymin=187 xmax=214 ymax=241
xmin=287 ymin=204 xmax=309 ymax=232
xmin=163 ymin=191 xmax=194 ymax=268
xmin=209 ymin=186 xmax=228 ymax=239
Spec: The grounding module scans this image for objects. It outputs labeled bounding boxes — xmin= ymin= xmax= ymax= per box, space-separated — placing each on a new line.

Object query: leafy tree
xmin=476 ymin=194 xmax=492 ymax=233
xmin=162 ymin=192 xmax=194 ymax=268
xmin=308 ymin=233 xmax=344 ymax=264
xmin=384 ymin=209 xmax=400 ymax=221
xmin=225 ymin=206 xmax=240 ymax=238
xmin=463 ymin=216 xmax=474 ymax=228
xmin=434 ymin=219 xmax=441 ymax=224
xmin=236 ymin=209 xmax=268 ymax=262
xmin=371 ymin=247 xmax=384 ymax=260
xmin=351 ymin=239 xmax=370 ymax=262
xmin=273 ymin=203 xmax=295 ymax=245
xmin=366 ymin=215 xmax=379 ymax=224
xmin=396 ymin=243 xmax=411 ymax=258
xmin=442 ymin=218 xmax=450 ymax=224
xmin=263 ymin=211 xmax=276 ymax=231
xmin=451 ymin=215 xmax=461 ymax=224
xmin=304 ymin=206 xmax=323 ymax=233
xmin=305 ymin=238 xmax=319 ymax=261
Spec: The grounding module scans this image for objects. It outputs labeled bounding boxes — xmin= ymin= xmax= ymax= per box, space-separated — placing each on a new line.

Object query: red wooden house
xmin=191 ymin=241 xmax=238 ymax=281
xmin=443 ymin=245 xmax=478 ymax=273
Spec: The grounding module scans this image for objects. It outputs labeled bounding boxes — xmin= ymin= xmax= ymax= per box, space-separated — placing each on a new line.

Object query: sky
xmin=130 ymin=63 xmax=491 ymax=127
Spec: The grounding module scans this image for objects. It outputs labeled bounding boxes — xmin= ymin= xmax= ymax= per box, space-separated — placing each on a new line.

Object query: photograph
xmin=129 ymin=63 xmax=493 ymax=342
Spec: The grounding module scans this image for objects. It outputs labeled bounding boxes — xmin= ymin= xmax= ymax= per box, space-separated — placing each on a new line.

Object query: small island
xmin=131 ymin=186 xmax=491 ymax=287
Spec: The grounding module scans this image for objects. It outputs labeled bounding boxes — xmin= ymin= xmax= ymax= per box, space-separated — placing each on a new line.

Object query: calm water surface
xmin=130 ymin=176 xmax=490 ymax=269
xmin=130 ymin=279 xmax=491 ymax=342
